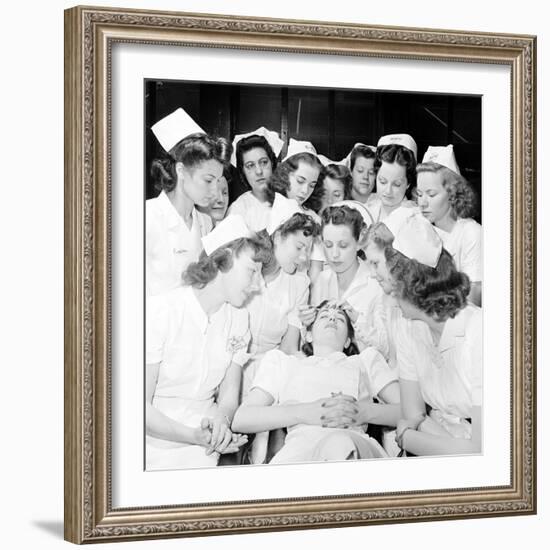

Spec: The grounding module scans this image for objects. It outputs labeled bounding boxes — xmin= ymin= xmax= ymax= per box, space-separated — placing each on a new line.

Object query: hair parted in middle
xmin=321 ymin=204 xmax=366 ymax=242
xmin=374 ymin=143 xmax=417 ymax=199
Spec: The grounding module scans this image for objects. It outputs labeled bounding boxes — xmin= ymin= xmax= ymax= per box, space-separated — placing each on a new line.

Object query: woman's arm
xmin=145 ymin=363 xmax=209 ymax=447
xmin=399 ymin=406 xmax=481 ymax=455
xmin=279 ymin=326 xmax=300 ymax=355
xmin=232 ymin=387 xmax=345 ymax=434
xmin=356 ymin=381 xmax=401 ymax=428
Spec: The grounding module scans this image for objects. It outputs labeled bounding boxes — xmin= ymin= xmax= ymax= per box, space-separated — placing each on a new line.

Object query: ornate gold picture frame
xmin=64 ymin=5 xmax=536 ymax=544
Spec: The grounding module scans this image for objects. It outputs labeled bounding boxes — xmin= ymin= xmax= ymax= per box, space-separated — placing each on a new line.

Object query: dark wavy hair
xmin=259 ymin=212 xmax=321 ymax=273
xmin=350 ymin=144 xmax=376 ymax=171
xmin=373 ymin=143 xmax=417 ymax=199
xmin=386 ymin=247 xmax=470 ymax=322
xmin=235 ymin=134 xmax=278 ymax=188
xmin=266 ymin=152 xmax=323 ymax=210
xmin=182 ymin=235 xmax=271 ymax=289
xmin=150 ymin=132 xmax=232 ymax=193
xmin=416 ymin=162 xmax=479 ymax=219
xmin=321 ymin=205 xmax=365 ymax=242
xmin=302 ymin=300 xmax=359 ymax=357
xmin=321 ymin=164 xmax=353 ymax=201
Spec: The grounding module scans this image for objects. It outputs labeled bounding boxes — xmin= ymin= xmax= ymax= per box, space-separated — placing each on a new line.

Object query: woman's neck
xmin=262 ymin=254 xmax=281 ymax=283
xmin=193 ymin=279 xmax=226 ymax=318
xmin=351 ymin=188 xmax=370 ymax=203
xmin=424 ymin=315 xmax=446 ymax=346
xmin=251 ymin=188 xmax=268 ymax=203
xmin=435 ymin=210 xmax=457 ymax=233
xmin=311 ymin=343 xmax=340 ymax=358
xmin=336 ymin=258 xmax=360 ymax=296
xmin=381 ymin=201 xmax=401 ymax=219
xmin=167 ymin=184 xmax=194 ymax=227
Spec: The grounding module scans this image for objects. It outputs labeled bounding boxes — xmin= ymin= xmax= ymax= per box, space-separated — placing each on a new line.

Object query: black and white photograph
xmin=144 ymin=80 xmax=483 ymax=470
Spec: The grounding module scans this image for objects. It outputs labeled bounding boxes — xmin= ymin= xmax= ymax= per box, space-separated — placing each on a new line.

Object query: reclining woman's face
xmin=310 ymin=302 xmax=351 ymax=351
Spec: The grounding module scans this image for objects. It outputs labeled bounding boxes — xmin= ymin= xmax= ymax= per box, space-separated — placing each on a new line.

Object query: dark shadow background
xmin=144 ymin=80 xmax=481 ymax=221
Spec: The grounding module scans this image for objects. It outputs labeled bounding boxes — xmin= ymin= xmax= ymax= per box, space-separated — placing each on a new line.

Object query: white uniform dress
xmin=146 ymin=191 xmax=213 ymax=296
xmin=311 ymin=259 xmax=389 ymax=359
xmin=434 ymin=218 xmax=482 ymax=284
xmin=243 ymin=270 xmax=310 ymax=393
xmin=227 ymin=191 xmax=272 ymax=232
xmin=396 ymin=304 xmax=482 ymax=438
xmin=146 ymin=286 xmax=251 ymax=470
xmin=251 ymin=348 xmax=396 ymax=464
xmin=366 ymin=197 xmax=419 ymax=223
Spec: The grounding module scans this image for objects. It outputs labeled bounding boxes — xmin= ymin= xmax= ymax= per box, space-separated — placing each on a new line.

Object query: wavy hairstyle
xmin=373 ymin=143 xmax=417 ymax=199
xmin=182 ymin=235 xmax=271 ymax=289
xmin=386 ymin=247 xmax=470 ymax=322
xmin=321 ymin=205 xmax=365 ymax=242
xmin=266 ymin=152 xmax=323 ymax=211
xmin=150 ymin=132 xmax=232 ymax=193
xmin=321 ymin=163 xmax=353 ymax=201
xmin=349 ymin=144 xmax=376 ymax=171
xmin=235 ymin=134 xmax=278 ymax=187
xmin=302 ymin=300 xmax=360 ymax=357
xmin=416 ymin=162 xmax=479 ymax=219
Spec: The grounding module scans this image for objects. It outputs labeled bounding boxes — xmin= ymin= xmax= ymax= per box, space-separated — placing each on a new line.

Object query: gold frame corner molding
xmin=64 ymin=4 xmax=536 ymax=544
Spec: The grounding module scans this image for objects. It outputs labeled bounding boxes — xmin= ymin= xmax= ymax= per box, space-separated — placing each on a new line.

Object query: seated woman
xmin=232 ymin=301 xmax=400 ymax=464
xmin=416 ymin=145 xmax=482 ymax=306
xmin=145 ymin=216 xmax=271 ymax=470
xmin=379 ymin=210 xmax=482 ymax=456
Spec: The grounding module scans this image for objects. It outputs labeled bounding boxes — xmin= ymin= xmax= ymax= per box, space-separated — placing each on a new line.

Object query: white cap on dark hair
xmin=377 ymin=133 xmax=418 ymax=160
xmin=343 ymin=142 xmax=377 ymax=169
xmin=318 ymin=154 xmax=348 ymax=168
xmin=230 ymin=127 xmax=284 ymax=167
xmin=151 ymin=108 xmax=204 ymax=153
xmin=201 ymin=215 xmax=253 ymax=255
xmin=266 ymin=193 xmax=303 ymax=235
xmin=383 ymin=207 xmax=442 ymax=268
xmin=282 ymin=138 xmax=317 ymax=162
xmin=422 ymin=144 xmax=461 ymax=175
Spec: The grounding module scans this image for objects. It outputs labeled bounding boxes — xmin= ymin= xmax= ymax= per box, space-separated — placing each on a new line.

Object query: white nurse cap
xmin=318 ymin=154 xmax=348 ymax=168
xmin=343 ymin=142 xmax=377 ymax=169
xmin=377 ymin=133 xmax=418 ymax=160
xmin=282 ymin=138 xmax=317 ymax=162
xmin=383 ymin=206 xmax=442 ymax=268
xmin=151 ymin=108 xmax=205 ymax=153
xmin=230 ymin=127 xmax=284 ymax=166
xmin=266 ymin=193 xmax=303 ymax=235
xmin=201 ymin=215 xmax=253 ymax=255
xmin=422 ymin=144 xmax=461 ymax=175
xmin=331 ymin=200 xmax=375 ymax=228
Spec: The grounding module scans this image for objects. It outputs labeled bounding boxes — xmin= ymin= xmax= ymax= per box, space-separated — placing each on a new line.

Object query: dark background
xmin=144 ymin=80 xmax=481 ymax=218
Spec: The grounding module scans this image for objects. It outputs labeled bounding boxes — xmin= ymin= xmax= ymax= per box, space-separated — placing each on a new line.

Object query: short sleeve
xmin=394 ymin=319 xmax=420 ymax=381
xmin=359 ymin=347 xmax=397 ymax=399
xmin=145 ymin=294 xmax=170 ymax=365
xmin=287 ymin=274 xmax=311 ymax=328
xmin=250 ymin=350 xmax=286 ymax=402
xmin=466 ymin=309 xmax=483 ymax=407
xmin=459 ymin=220 xmax=482 ymax=283
xmin=228 ymin=307 xmax=252 ymax=367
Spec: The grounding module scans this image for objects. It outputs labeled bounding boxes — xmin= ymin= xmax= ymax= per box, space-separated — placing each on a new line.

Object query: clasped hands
xmin=307 ymin=392 xmax=361 ymax=429
xmin=195 ymin=414 xmax=248 ymax=455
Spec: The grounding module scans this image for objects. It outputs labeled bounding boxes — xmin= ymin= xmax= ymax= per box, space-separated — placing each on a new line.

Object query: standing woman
xmin=196 ymin=165 xmax=231 ymax=227
xmin=416 ymin=145 xmax=482 ymax=306
xmin=227 ymin=128 xmax=284 ymax=232
xmin=147 ymin=108 xmax=231 ymax=296
xmin=308 ymin=205 xmax=388 ymax=358
xmin=347 ymin=143 xmax=378 ymax=206
xmin=146 ymin=216 xmax=271 ymax=470
xmin=318 ymin=163 xmax=353 ymax=213
xmin=368 ymin=134 xmax=418 ymax=223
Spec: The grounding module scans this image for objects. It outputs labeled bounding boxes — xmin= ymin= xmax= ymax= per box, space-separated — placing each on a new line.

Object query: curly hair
xmin=362 ymin=221 xmax=395 ymax=251
xmin=350 ymin=144 xmax=376 ymax=171
xmin=235 ymin=134 xmax=278 ymax=188
xmin=301 ymin=300 xmax=359 ymax=357
xmin=321 ymin=205 xmax=365 ymax=242
xmin=265 ymin=152 xmax=323 ymax=207
xmin=182 ymin=235 xmax=271 ymax=289
xmin=416 ymin=162 xmax=479 ymax=219
xmin=321 ymin=164 xmax=353 ymax=200
xmin=386 ymin=247 xmax=470 ymax=322
xmin=373 ymin=143 xmax=417 ymax=199
xmin=150 ymin=132 xmax=232 ymax=193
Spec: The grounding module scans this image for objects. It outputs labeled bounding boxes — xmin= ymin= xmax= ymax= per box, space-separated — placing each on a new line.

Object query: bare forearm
xmin=402 ymin=429 xmax=480 ymax=456
xmin=146 ymin=403 xmax=198 ymax=445
xmin=232 ymin=403 xmax=310 ymax=433
xmin=357 ymin=400 xmax=400 ymax=428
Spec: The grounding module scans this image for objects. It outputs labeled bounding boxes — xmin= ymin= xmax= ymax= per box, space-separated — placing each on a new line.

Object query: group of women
xmin=145 ymin=107 xmax=483 ymax=470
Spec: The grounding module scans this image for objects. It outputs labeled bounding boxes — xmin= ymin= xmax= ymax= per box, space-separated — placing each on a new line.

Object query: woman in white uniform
xmin=145 ymin=216 xmax=271 ymax=470
xmin=367 ymin=134 xmax=419 ymax=223
xmin=233 ymin=301 xmax=400 ymax=464
xmin=306 ymin=205 xmax=388 ymax=357
xmin=348 ymin=143 xmax=378 ymax=207
xmin=227 ymin=128 xmax=283 ymax=231
xmin=416 ymin=145 xmax=482 ymax=305
xmin=147 ymin=108 xmax=231 ymax=296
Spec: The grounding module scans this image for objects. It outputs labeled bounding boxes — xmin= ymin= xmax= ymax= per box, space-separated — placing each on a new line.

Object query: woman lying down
xmin=232 ymin=300 xmax=400 ymax=464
